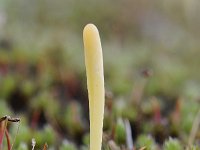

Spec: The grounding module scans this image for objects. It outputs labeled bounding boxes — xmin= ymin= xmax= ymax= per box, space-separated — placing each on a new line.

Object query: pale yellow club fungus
xmin=83 ymin=24 xmax=105 ymax=150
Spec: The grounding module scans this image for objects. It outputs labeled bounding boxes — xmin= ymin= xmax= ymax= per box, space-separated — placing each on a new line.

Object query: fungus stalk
xmin=83 ymin=24 xmax=105 ymax=150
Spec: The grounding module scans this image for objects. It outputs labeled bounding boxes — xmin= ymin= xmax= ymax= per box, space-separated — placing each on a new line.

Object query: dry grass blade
xmin=0 ymin=116 xmax=20 ymax=123
xmin=124 ymin=119 xmax=134 ymax=150
xmin=187 ymin=109 xmax=200 ymax=149
xmin=10 ymin=119 xmax=20 ymax=150
xmin=31 ymin=138 xmax=36 ymax=150
xmin=139 ymin=147 xmax=146 ymax=150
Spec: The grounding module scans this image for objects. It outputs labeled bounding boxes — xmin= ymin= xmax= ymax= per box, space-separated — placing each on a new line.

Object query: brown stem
xmin=5 ymin=129 xmax=11 ymax=150
xmin=43 ymin=143 xmax=48 ymax=150
xmin=0 ymin=118 xmax=8 ymax=149
xmin=31 ymin=110 xmax=41 ymax=129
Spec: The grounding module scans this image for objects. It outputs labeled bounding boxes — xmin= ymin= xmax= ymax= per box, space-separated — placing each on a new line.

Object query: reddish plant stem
xmin=43 ymin=143 xmax=48 ymax=150
xmin=0 ymin=123 xmax=4 ymax=146
xmin=31 ymin=110 xmax=41 ymax=129
xmin=5 ymin=129 xmax=11 ymax=150
xmin=0 ymin=121 xmax=7 ymax=148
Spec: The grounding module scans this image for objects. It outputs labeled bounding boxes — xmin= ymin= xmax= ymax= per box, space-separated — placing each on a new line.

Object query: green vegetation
xmin=0 ymin=0 xmax=200 ymax=149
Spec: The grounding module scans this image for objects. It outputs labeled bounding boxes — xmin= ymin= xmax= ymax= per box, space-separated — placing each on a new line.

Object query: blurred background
xmin=0 ymin=0 xmax=200 ymax=149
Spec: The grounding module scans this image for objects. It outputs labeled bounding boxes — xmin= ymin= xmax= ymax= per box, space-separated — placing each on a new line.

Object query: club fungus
xmin=83 ymin=24 xmax=105 ymax=150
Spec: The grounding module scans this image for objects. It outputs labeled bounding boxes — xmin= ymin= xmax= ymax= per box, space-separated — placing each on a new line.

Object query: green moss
xmin=114 ymin=118 xmax=126 ymax=145
xmin=0 ymin=100 xmax=12 ymax=116
xmin=0 ymin=75 xmax=16 ymax=98
xmin=163 ymin=138 xmax=183 ymax=150
xmin=136 ymin=134 xmax=156 ymax=150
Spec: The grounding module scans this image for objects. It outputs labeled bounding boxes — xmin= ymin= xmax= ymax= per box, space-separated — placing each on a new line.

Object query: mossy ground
xmin=0 ymin=0 xmax=200 ymax=149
